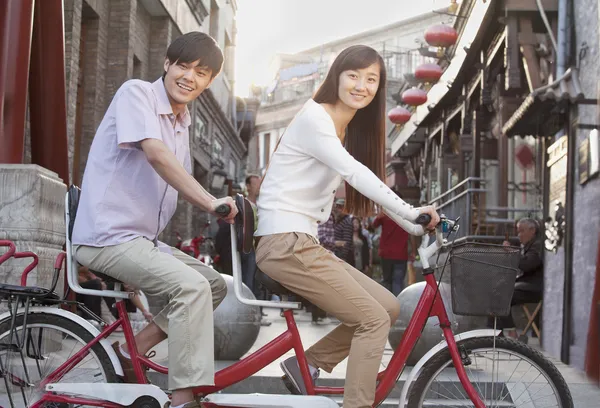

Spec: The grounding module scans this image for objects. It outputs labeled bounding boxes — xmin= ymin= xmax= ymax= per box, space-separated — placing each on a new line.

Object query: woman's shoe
xmin=279 ymin=356 xmax=319 ymax=395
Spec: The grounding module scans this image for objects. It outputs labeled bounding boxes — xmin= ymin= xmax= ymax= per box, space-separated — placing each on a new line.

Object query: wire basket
xmin=449 ymin=243 xmax=520 ymax=317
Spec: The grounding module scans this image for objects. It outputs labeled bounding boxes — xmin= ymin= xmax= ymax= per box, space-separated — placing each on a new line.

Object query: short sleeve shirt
xmin=72 ymin=78 xmax=192 ymax=247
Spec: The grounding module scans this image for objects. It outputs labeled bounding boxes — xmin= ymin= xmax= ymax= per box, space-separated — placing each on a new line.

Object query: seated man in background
xmin=492 ymin=217 xmax=544 ymax=337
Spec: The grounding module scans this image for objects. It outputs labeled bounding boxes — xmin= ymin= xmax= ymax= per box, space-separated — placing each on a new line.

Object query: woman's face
xmin=337 ymin=62 xmax=380 ymax=110
xmin=353 ymin=218 xmax=361 ymax=231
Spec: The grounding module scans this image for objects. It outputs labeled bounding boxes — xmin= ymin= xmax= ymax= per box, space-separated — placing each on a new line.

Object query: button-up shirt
xmin=317 ymin=213 xmax=336 ymax=252
xmin=72 ymin=78 xmax=191 ymax=248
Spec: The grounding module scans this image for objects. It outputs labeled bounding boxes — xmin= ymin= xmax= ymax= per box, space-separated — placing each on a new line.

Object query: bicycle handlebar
xmin=415 ymin=214 xmax=432 ymax=226
xmin=215 ymin=204 xmax=231 ymax=216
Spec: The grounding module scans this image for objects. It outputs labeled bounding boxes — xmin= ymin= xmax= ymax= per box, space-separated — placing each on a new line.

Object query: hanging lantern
xmin=414 ymin=63 xmax=443 ymax=83
xmin=388 ymin=106 xmax=411 ymax=125
xmin=402 ymin=88 xmax=428 ymax=106
xmin=424 ymin=24 xmax=458 ymax=48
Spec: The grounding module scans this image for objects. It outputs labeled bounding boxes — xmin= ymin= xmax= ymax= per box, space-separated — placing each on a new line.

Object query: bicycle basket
xmin=449 ymin=243 xmax=520 ymax=317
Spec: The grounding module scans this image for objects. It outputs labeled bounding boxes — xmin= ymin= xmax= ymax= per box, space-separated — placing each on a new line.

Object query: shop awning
xmin=502 ymin=67 xmax=585 ymax=137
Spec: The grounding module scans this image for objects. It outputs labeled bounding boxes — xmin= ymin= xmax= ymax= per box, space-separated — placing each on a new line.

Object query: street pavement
xmin=129 ymin=307 xmax=600 ymax=407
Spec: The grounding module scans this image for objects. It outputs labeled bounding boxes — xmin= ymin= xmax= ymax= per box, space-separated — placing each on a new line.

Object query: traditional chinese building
xmin=0 ymin=0 xmax=249 ymax=291
xmin=247 ymin=8 xmax=450 ymax=179
xmin=390 ymin=0 xmax=599 ymax=371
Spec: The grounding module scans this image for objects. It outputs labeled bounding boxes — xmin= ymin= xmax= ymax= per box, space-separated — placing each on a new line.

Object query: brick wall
xmin=64 ymin=0 xmax=82 ymax=181
xmin=105 ymin=0 xmax=135 ymax=100
xmin=148 ymin=17 xmax=173 ymax=80
xmin=133 ymin=2 xmax=151 ymax=79
xmin=57 ymin=0 xmax=241 ymax=249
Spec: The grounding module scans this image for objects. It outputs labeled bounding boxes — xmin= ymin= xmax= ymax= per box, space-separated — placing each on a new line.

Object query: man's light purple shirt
xmin=72 ymin=78 xmax=192 ymax=251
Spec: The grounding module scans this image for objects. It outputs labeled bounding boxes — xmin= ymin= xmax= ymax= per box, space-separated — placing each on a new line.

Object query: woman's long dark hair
xmin=313 ymin=45 xmax=387 ymax=218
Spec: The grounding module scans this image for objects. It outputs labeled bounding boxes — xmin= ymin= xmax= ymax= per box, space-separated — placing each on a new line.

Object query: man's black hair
xmin=163 ymin=32 xmax=223 ymax=79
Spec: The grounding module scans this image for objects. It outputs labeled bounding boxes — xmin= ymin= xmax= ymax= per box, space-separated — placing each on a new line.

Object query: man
xmin=494 ymin=218 xmax=544 ymax=337
xmin=72 ymin=32 xmax=237 ymax=408
xmin=373 ymin=208 xmax=414 ymax=296
xmin=318 ymin=209 xmax=336 ymax=253
xmin=332 ymin=198 xmax=354 ymax=264
xmin=242 ymin=174 xmax=273 ymax=325
xmin=242 ymin=174 xmax=260 ymax=295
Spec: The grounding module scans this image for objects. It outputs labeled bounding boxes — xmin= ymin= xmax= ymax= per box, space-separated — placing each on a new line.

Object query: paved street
xmin=135 ymin=307 xmax=600 ymax=407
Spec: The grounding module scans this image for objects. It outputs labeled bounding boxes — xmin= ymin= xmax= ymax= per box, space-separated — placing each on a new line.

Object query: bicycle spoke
xmin=413 ymin=340 xmax=566 ymax=408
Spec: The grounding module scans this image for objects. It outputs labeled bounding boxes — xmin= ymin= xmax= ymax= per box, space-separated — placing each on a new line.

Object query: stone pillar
xmin=0 ymin=165 xmax=66 ymax=298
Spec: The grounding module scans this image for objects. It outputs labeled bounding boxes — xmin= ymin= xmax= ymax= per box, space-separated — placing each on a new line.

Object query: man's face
xmin=333 ymin=203 xmax=344 ymax=219
xmin=163 ymin=58 xmax=214 ymax=113
xmin=247 ymin=176 xmax=261 ymax=197
xmin=517 ymin=222 xmax=536 ymax=245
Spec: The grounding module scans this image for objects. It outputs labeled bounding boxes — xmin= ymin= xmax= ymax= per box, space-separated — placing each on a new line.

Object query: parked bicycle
xmin=0 ymin=188 xmax=573 ymax=407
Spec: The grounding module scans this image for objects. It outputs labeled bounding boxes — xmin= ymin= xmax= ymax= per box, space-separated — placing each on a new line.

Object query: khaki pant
xmin=256 ymin=233 xmax=400 ymax=408
xmin=74 ymin=237 xmax=227 ymax=390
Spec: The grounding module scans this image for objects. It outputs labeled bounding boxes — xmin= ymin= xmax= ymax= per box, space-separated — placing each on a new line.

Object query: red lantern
xmin=402 ymin=88 xmax=428 ymax=106
xmin=388 ymin=106 xmax=411 ymax=125
xmin=424 ymin=24 xmax=458 ymax=48
xmin=414 ymin=63 xmax=443 ymax=83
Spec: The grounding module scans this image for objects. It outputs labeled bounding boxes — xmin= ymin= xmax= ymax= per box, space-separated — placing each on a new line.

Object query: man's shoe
xmin=111 ymin=341 xmax=152 ymax=383
xmin=279 ymin=356 xmax=319 ymax=395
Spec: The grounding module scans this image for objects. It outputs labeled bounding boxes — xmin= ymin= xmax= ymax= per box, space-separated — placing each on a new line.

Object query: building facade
xmin=247 ymin=9 xmax=449 ymax=178
xmin=391 ymin=0 xmax=600 ymax=372
xmin=61 ymin=0 xmax=245 ymax=244
xmin=0 ymin=0 xmax=246 ymax=291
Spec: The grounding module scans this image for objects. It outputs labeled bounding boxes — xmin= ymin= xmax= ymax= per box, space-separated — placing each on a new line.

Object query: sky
xmin=234 ymin=0 xmax=450 ymax=96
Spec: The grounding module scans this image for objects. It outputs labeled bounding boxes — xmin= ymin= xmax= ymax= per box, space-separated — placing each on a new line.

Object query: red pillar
xmin=0 ymin=0 xmax=34 ymax=164
xmin=28 ymin=0 xmax=69 ymax=184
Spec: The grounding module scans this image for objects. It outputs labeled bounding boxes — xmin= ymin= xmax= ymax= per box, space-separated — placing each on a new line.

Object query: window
xmin=185 ymin=0 xmax=209 ymax=26
xmin=262 ymin=132 xmax=271 ymax=167
xmin=212 ymin=138 xmax=223 ymax=160
xmin=209 ymin=0 xmax=219 ymax=42
xmin=229 ymin=159 xmax=236 ymax=180
xmin=194 ymin=114 xmax=208 ymax=143
xmin=133 ymin=55 xmax=142 ymax=79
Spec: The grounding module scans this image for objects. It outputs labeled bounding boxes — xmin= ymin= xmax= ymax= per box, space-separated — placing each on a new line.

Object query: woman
xmin=352 ymin=217 xmax=372 ymax=276
xmin=254 ymin=45 xmax=438 ymax=408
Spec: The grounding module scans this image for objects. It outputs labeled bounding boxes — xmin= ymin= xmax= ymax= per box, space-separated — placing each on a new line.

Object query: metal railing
xmin=428 ymin=177 xmax=542 ymax=243
xmin=428 ymin=177 xmax=486 ymax=240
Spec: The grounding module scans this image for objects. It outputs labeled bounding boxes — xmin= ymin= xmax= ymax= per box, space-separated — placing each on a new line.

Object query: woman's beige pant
xmin=256 ymin=232 xmax=400 ymax=408
xmin=75 ymin=237 xmax=227 ymax=390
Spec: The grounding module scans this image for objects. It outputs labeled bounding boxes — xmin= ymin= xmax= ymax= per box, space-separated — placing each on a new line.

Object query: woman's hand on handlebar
xmin=417 ymin=206 xmax=440 ymax=231
xmin=210 ymin=196 xmax=238 ymax=224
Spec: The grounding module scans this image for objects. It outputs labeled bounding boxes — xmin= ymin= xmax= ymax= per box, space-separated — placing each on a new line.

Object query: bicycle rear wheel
xmin=0 ymin=312 xmax=117 ymax=408
xmin=407 ymin=336 xmax=573 ymax=408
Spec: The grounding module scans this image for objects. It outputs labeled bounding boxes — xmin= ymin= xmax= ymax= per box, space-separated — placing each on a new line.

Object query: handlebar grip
xmin=415 ymin=214 xmax=432 ymax=226
xmin=215 ymin=204 xmax=231 ymax=216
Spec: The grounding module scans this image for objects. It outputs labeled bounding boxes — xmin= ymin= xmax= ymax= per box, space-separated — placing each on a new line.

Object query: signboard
xmin=547 ymin=136 xmax=568 ymax=220
xmin=579 ymin=129 xmax=599 ymax=185
xmin=579 ymin=138 xmax=590 ymax=185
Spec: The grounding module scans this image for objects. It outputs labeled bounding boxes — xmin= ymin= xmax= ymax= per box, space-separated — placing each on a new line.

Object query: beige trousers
xmin=74 ymin=237 xmax=227 ymax=390
xmin=255 ymin=232 xmax=400 ymax=408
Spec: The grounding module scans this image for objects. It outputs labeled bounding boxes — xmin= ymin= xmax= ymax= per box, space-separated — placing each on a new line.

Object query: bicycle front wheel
xmin=407 ymin=336 xmax=573 ymax=408
xmin=0 ymin=312 xmax=117 ymax=408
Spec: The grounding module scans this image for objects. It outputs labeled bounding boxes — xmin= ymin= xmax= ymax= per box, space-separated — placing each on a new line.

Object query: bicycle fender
xmin=0 ymin=307 xmax=124 ymax=377
xmin=397 ymin=329 xmax=501 ymax=407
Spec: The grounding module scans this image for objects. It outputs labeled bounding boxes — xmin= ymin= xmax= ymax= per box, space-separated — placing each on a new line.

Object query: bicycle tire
xmin=407 ymin=336 xmax=573 ymax=408
xmin=0 ymin=312 xmax=118 ymax=407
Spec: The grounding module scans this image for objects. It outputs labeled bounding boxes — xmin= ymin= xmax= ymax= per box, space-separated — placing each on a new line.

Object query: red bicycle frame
xmin=35 ymin=270 xmax=486 ymax=408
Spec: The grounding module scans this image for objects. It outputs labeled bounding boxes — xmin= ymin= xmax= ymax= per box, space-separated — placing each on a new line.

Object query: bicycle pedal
xmin=281 ymin=374 xmax=301 ymax=395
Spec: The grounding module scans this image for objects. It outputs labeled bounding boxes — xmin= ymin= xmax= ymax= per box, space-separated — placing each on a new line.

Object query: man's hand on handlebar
xmin=210 ymin=197 xmax=238 ymax=224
